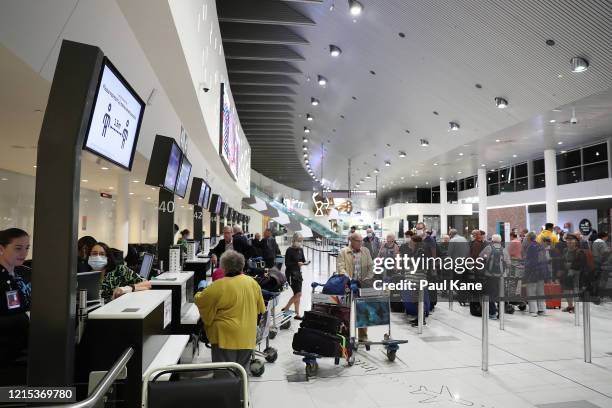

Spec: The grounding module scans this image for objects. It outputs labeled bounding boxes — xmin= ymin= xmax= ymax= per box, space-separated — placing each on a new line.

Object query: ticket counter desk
xmin=150 ymin=272 xmax=199 ymax=334
xmin=183 ymin=256 xmax=212 ymax=290
xmin=78 ymin=290 xmax=189 ymax=407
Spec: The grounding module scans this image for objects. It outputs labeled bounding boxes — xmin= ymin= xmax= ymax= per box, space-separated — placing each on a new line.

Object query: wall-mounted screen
xmin=201 ymin=184 xmax=211 ymax=208
xmin=145 ymin=135 xmax=183 ymax=193
xmin=219 ymin=83 xmax=240 ymax=180
xmin=174 ymin=156 xmax=192 ymax=198
xmin=83 ymin=58 xmax=145 ymax=170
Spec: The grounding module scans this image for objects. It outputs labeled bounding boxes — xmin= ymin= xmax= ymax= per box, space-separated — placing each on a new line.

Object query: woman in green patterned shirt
xmin=88 ymin=243 xmax=151 ymax=301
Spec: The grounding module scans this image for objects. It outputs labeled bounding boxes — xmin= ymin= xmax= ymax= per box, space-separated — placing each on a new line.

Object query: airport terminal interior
xmin=1 ymin=0 xmax=612 ymax=407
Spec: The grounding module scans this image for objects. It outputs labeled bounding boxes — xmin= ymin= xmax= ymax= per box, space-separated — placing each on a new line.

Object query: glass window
xmin=515 ymin=163 xmax=528 ymax=178
xmin=457 ymin=179 xmax=465 ymax=191
xmin=500 ymin=181 xmax=515 ymax=193
xmin=515 ymin=177 xmax=528 ymax=191
xmin=499 ymin=167 xmax=511 ymax=182
xmin=488 ymin=183 xmax=499 ymax=196
xmin=465 ymin=176 xmax=476 ymax=190
xmin=487 ymin=171 xmax=498 ymax=184
xmin=431 ymin=191 xmax=440 ymax=203
xmin=533 ymin=158 xmax=545 ymax=175
xmin=583 ymin=143 xmax=608 ymax=164
xmin=583 ymin=162 xmax=609 ymax=181
xmin=446 ymin=181 xmax=457 ymax=192
xmin=432 ymin=185 xmax=440 ymax=192
xmin=556 ymin=149 xmax=581 ymax=169
xmin=448 ymin=192 xmax=458 ymax=202
xmin=557 ymin=167 xmax=582 ymax=185
xmin=534 ymin=175 xmax=546 ymax=189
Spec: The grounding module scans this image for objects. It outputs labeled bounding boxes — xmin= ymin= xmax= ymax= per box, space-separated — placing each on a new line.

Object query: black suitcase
xmin=301 ymin=311 xmax=341 ymax=334
xmin=292 ymin=327 xmax=341 ymax=357
xmin=470 ymin=302 xmax=482 ymax=317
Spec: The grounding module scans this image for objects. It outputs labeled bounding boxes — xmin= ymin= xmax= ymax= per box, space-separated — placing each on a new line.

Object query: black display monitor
xmin=209 ymin=194 xmax=222 ymax=215
xmin=138 ymin=253 xmax=154 ymax=280
xmin=201 ymin=184 xmax=211 ymax=208
xmin=174 ymin=156 xmax=192 ymax=198
xmin=83 ymin=57 xmax=145 ymax=171
xmin=145 ymin=135 xmax=183 ymax=193
xmin=188 ymin=177 xmax=204 ymax=206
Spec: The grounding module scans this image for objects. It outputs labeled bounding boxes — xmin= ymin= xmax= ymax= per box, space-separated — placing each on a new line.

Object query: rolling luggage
xmin=311 ymin=303 xmax=350 ymax=326
xmin=301 ymin=311 xmax=342 ymax=335
xmin=470 ymin=302 xmax=482 ymax=317
xmin=544 ymin=282 xmax=561 ymax=309
xmin=292 ymin=327 xmax=342 ymax=357
xmin=402 ymin=289 xmax=430 ymax=316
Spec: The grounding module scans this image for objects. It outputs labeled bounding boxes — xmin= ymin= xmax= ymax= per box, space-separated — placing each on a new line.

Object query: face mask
xmin=88 ymin=255 xmax=107 ymax=271
xmin=416 ymin=229 xmax=424 ymax=237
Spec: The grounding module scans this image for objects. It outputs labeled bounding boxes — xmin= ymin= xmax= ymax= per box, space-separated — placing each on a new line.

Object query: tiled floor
xmin=195 ymin=245 xmax=612 ymax=408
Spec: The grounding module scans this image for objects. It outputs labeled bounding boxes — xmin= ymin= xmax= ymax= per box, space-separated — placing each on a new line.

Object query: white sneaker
xmin=530 ymin=313 xmax=538 ymax=317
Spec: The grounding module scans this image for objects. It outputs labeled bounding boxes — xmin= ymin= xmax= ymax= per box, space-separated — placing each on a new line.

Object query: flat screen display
xmin=219 ymin=83 xmax=240 ymax=180
xmin=216 ymin=197 xmax=223 ymax=215
xmin=84 ymin=58 xmax=145 ymax=170
xmin=164 ymin=142 xmax=182 ymax=192
xmin=200 ymin=184 xmax=211 ymax=208
xmin=174 ymin=156 xmax=192 ymax=198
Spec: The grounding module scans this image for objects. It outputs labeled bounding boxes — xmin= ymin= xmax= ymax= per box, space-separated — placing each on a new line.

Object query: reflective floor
xmin=195 ymin=246 xmax=612 ymax=408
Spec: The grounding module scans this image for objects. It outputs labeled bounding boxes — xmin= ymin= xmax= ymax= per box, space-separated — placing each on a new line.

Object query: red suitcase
xmin=544 ymin=283 xmax=561 ymax=309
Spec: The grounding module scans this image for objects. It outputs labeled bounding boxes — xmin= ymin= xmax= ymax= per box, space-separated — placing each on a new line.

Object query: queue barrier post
xmin=482 ymin=295 xmax=489 ymax=372
xmin=417 ymin=289 xmax=424 ymax=335
xmin=499 ymin=276 xmax=505 ymax=331
xmin=575 ymin=291 xmax=581 ymax=326
xmin=583 ymin=292 xmax=592 ymax=363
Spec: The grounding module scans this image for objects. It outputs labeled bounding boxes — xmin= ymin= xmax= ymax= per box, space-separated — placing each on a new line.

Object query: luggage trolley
xmin=352 ymin=286 xmax=408 ymax=362
xmin=293 ymin=283 xmax=355 ymax=378
xmin=250 ymin=290 xmax=280 ymax=377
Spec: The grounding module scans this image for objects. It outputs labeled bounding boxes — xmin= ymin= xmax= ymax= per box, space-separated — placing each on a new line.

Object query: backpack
xmin=487 ymin=245 xmax=504 ymax=276
xmin=322 ymin=274 xmax=350 ymax=295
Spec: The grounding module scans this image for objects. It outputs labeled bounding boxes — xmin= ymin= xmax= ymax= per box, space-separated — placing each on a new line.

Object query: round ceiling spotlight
xmin=306 ymin=113 xmax=313 ymax=121
xmin=303 ymin=153 xmax=308 ymax=157
xmin=374 ymin=168 xmax=380 ymax=174
xmin=449 ymin=122 xmax=460 ymax=131
xmin=494 ymin=97 xmax=508 ymax=108
xmin=348 ymin=0 xmax=363 ymax=15
xmin=399 ymin=151 xmax=407 ymax=158
xmin=317 ymin=75 xmax=328 ymax=86
xmin=311 ymin=97 xmax=320 ymax=106
xmin=570 ymin=57 xmax=589 ymax=73
xmin=365 ymin=174 xmax=371 ymax=179
xmin=304 ymin=127 xmax=311 ymax=134
xmin=303 ymin=137 xmax=309 ymax=143
xmin=302 ymin=146 xmax=308 ymax=151
xmin=420 ymin=139 xmax=429 ymax=147
xmin=384 ymin=160 xmax=391 ymax=167
xmin=329 ymin=45 xmax=342 ymax=57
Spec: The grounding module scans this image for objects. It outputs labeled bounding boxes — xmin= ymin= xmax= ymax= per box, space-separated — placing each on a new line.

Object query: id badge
xmin=5 ymin=290 xmax=21 ymax=310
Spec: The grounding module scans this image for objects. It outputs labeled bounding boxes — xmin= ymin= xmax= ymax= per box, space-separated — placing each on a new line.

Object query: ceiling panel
xmin=221 ymin=22 xmax=309 ymax=45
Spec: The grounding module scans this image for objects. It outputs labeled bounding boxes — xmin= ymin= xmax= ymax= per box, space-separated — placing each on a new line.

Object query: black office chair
xmin=142 ymin=363 xmax=248 ymax=408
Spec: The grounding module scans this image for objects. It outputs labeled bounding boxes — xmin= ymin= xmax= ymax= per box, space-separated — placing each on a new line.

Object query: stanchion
xmin=499 ymin=276 xmax=505 ymax=331
xmin=482 ymin=295 xmax=489 ymax=372
xmin=575 ymin=292 xmax=581 ymax=326
xmin=318 ymin=249 xmax=322 ymax=277
xmin=417 ymin=290 xmax=424 ymax=335
xmin=327 ymin=253 xmax=330 ymax=276
xmin=583 ymin=292 xmax=591 ymax=363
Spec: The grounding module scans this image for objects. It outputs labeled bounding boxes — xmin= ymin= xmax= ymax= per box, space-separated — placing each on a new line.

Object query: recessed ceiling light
xmin=303 ymin=153 xmax=308 ymax=157
xmin=560 ymin=150 xmax=567 ymax=154
xmin=132 ymin=180 xmax=140 ymax=183
xmin=101 ymin=166 xmax=109 ymax=170
xmin=304 ymin=127 xmax=310 ymax=134
xmin=433 ymin=162 xmax=438 ymax=166
xmin=399 ymin=151 xmax=407 ymax=158
xmin=570 ymin=57 xmax=589 ymax=73
xmin=348 ymin=0 xmax=363 ymax=15
xmin=82 ymin=179 xmax=88 ymax=182
xmin=552 ymin=108 xmax=562 ymax=112
xmin=495 ymin=97 xmax=508 ymax=108
xmin=481 ymin=164 xmax=486 ymax=167
xmin=303 ymin=146 xmax=308 ymax=151
xmin=425 ymin=181 xmax=429 ymax=185
xmin=317 ymin=75 xmax=328 ymax=86
xmin=512 ymin=154 xmax=517 ymax=158
xmin=303 ymin=137 xmax=309 ymax=143
xmin=449 ymin=122 xmax=460 ymax=131
xmin=498 ymin=160 xmax=504 ymax=163
xmin=365 ymin=174 xmax=371 ymax=179
xmin=311 ymin=97 xmax=319 ymax=106
xmin=33 ymin=165 xmax=37 ymax=168
xmin=495 ymin=139 xmax=501 ymax=143
xmin=385 ymin=161 xmax=391 ymax=167
xmin=129 ymin=192 xmax=134 ymax=195
xmin=420 ymin=139 xmax=429 ymax=147
xmin=549 ymin=119 xmax=556 ymax=123
xmin=558 ymin=74 xmax=564 ymax=78
xmin=458 ymin=152 xmax=464 ymax=156
xmin=558 ymin=141 xmax=563 ymax=145
xmin=146 ymin=197 xmax=151 ymax=200
xmin=329 ymin=45 xmax=342 ymax=57
xmin=457 ymin=171 xmax=462 ymax=174
xmin=108 ymin=186 xmax=114 ymax=190
xmin=151 ymin=187 xmax=156 ymax=190
xmin=306 ymin=113 xmax=313 ymax=121
xmin=374 ymin=168 xmax=380 ymax=173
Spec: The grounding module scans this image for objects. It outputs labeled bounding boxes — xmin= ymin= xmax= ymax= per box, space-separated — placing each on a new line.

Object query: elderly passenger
xmin=195 ymin=250 xmax=266 ymax=369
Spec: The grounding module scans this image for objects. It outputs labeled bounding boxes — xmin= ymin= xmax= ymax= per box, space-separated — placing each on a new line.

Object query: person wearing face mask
xmin=363 ymin=228 xmax=380 ymax=260
xmin=88 ymin=243 xmax=152 ymax=302
xmin=282 ymin=233 xmax=307 ymax=319
xmin=77 ymin=235 xmax=97 ymax=273
xmin=0 ymin=228 xmax=31 ymax=386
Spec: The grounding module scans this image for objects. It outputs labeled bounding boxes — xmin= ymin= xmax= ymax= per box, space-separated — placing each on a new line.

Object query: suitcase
xmin=544 ymin=282 xmax=561 ymax=309
xmin=292 ymin=327 xmax=342 ymax=357
xmin=470 ymin=302 xmax=482 ymax=317
xmin=301 ymin=311 xmax=342 ymax=334
xmin=311 ymin=304 xmax=350 ymax=326
xmin=402 ymin=289 xmax=430 ymax=316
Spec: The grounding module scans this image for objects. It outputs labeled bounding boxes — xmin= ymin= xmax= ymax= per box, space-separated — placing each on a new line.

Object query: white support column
xmin=114 ymin=174 xmax=130 ymax=254
xmin=477 ymin=168 xmax=487 ymax=234
xmin=544 ymin=149 xmax=559 ymax=225
xmin=440 ymin=179 xmax=448 ymax=235
xmin=129 ymin=196 xmax=143 ymax=243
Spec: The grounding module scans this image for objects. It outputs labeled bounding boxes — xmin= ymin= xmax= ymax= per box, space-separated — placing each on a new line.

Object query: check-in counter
xmin=79 ymin=290 xmax=188 ymax=407
xmin=184 ymin=256 xmax=212 ymax=289
xmin=150 ymin=272 xmax=199 ymax=333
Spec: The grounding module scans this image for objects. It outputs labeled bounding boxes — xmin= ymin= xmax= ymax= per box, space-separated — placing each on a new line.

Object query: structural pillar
xmin=544 ymin=149 xmax=559 ymax=225
xmin=114 ymin=174 xmax=130 ymax=254
xmin=129 ymin=196 xmax=143 ymax=243
xmin=440 ymin=179 xmax=448 ymax=236
xmin=477 ymin=168 xmax=488 ymax=233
